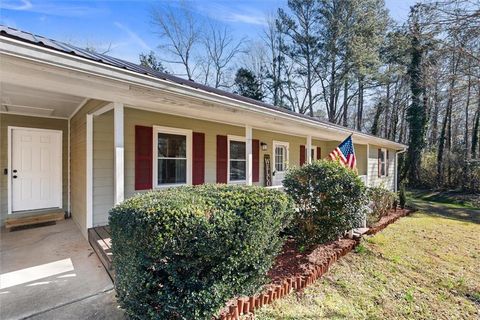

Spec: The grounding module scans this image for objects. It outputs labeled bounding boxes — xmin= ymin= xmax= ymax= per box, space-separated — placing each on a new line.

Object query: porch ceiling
xmin=0 ymin=83 xmax=85 ymax=118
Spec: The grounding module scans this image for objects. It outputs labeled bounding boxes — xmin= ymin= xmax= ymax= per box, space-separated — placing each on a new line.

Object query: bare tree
xmin=203 ymin=24 xmax=245 ymax=88
xmin=151 ymin=1 xmax=201 ymax=80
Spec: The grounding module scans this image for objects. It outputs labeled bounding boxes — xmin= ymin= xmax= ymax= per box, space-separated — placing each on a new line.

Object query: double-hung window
xmin=378 ymin=148 xmax=387 ymax=177
xmin=154 ymin=126 xmax=192 ymax=187
xmin=228 ymin=136 xmax=246 ymax=182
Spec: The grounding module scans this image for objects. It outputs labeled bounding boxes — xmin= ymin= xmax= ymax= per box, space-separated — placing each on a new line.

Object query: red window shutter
xmin=316 ymin=147 xmax=322 ymax=160
xmin=192 ymin=132 xmax=205 ymax=185
xmin=252 ymin=139 xmax=260 ymax=182
xmin=216 ymin=135 xmax=228 ymax=183
xmin=135 ymin=125 xmax=153 ymax=190
xmin=300 ymin=145 xmax=306 ymax=166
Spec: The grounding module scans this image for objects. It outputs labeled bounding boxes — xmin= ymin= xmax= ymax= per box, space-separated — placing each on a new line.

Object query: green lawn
xmin=255 ymin=197 xmax=480 ymax=319
xmin=408 ymin=189 xmax=480 ymax=210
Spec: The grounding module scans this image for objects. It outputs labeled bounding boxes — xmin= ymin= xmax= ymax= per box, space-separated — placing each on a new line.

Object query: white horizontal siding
xmin=368 ymin=145 xmax=395 ymax=191
xmin=92 ymin=110 xmax=114 ymax=227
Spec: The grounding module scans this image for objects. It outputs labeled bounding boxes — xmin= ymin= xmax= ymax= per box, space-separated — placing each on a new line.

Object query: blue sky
xmin=0 ymin=0 xmax=416 ymax=66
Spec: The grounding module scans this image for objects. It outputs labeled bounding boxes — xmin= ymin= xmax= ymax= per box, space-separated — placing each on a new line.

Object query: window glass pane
xmin=379 ymin=150 xmax=386 ymax=176
xmin=230 ymin=141 xmax=245 ymax=159
xmin=158 ymin=133 xmax=186 ymax=158
xmin=275 ymin=146 xmax=285 ymax=171
xmin=158 ymin=159 xmax=186 ymax=184
xmin=230 ymin=160 xmax=246 ymax=181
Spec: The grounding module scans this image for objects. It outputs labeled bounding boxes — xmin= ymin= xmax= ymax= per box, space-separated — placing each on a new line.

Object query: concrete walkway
xmin=0 ymin=219 xmax=125 ymax=320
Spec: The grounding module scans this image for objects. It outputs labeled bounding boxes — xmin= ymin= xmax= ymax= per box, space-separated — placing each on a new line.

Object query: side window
xmin=228 ymin=138 xmax=246 ymax=182
xmin=378 ymin=148 xmax=386 ymax=177
xmin=153 ymin=126 xmax=192 ymax=187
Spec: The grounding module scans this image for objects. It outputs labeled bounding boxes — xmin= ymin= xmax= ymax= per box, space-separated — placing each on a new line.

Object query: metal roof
xmin=0 ymin=25 xmax=406 ymax=148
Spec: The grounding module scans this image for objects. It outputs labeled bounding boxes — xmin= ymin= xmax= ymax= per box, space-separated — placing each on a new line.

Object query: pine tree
xmin=234 ymin=68 xmax=264 ymax=101
xmin=139 ymin=51 xmax=166 ymax=72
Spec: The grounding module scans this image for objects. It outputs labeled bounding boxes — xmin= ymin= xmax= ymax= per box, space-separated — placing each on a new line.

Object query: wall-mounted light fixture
xmin=260 ymin=142 xmax=268 ymax=151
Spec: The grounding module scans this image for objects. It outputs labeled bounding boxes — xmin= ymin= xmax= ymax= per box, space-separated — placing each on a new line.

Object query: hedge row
xmin=109 ymin=185 xmax=293 ymax=320
xmin=110 ymin=160 xmax=396 ymax=319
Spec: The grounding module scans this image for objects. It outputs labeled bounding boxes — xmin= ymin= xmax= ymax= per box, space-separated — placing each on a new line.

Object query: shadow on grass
xmin=409 ymin=197 xmax=480 ymax=224
xmin=409 ymin=189 xmax=479 ymax=209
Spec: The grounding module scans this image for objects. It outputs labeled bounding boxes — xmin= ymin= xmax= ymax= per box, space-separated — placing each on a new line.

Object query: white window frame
xmin=227 ymin=135 xmax=246 ymax=184
xmin=379 ymin=148 xmax=387 ymax=177
xmin=273 ymin=140 xmax=290 ymax=173
xmin=152 ymin=125 xmax=192 ymax=188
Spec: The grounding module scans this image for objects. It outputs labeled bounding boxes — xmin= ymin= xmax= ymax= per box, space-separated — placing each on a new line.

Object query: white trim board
xmin=0 ymin=111 xmax=69 ymax=120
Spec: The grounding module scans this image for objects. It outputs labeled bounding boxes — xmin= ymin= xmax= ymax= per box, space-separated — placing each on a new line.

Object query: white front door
xmin=272 ymin=141 xmax=289 ymax=186
xmin=10 ymin=128 xmax=62 ymax=212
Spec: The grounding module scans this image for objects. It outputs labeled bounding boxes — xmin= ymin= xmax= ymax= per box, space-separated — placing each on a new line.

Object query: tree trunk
xmin=462 ymin=74 xmax=472 ymax=189
xmin=430 ymin=80 xmax=439 ymax=147
xmin=356 ymin=76 xmax=364 ymax=131
xmin=437 ymin=75 xmax=455 ymax=187
xmin=371 ymin=102 xmax=384 ymax=136
xmin=406 ymin=21 xmax=427 ymax=186
xmin=342 ymin=79 xmax=349 ymax=126
xmin=471 ymin=87 xmax=480 ymax=158
xmin=437 ymin=49 xmax=459 ymax=187
xmin=383 ymin=81 xmax=391 ymax=138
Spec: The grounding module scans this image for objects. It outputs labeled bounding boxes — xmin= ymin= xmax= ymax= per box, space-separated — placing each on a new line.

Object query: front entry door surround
xmin=272 ymin=140 xmax=289 ymax=186
xmin=9 ymin=127 xmax=62 ymax=213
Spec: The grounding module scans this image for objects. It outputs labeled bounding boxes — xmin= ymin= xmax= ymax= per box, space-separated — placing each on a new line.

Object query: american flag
xmin=329 ymin=135 xmax=356 ymax=169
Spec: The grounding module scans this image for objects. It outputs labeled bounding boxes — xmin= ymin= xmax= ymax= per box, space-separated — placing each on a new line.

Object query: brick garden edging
xmin=366 ymin=208 xmax=413 ymax=235
xmin=217 ymin=208 xmax=413 ymax=320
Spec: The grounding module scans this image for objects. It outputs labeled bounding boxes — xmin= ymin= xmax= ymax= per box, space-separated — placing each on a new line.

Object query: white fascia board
xmin=1 ymin=37 xmax=408 ymax=150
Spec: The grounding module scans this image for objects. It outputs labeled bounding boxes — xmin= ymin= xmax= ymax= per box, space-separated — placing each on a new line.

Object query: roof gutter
xmin=1 ymin=37 xmax=407 ymax=150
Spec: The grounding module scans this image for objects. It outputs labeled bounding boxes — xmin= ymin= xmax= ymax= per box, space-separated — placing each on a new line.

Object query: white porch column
xmin=86 ymin=114 xmax=93 ymax=229
xmin=366 ymin=143 xmax=370 ymax=187
xmin=114 ymin=102 xmax=124 ymax=204
xmin=245 ymin=125 xmax=253 ymax=185
xmin=306 ymin=135 xmax=312 ymax=164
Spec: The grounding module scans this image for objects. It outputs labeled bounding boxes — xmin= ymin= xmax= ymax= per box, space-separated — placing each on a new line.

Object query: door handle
xmin=13 ymin=169 xmax=17 ymax=173
xmin=13 ymin=175 xmax=18 ymax=179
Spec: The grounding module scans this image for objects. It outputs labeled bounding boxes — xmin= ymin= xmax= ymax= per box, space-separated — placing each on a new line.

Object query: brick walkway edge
xmin=218 ymin=208 xmax=413 ymax=320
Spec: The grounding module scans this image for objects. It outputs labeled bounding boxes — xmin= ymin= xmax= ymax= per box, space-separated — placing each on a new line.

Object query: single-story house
xmin=0 ymin=26 xmax=407 ymax=238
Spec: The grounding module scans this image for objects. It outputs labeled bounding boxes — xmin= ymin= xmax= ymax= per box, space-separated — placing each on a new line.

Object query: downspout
xmin=395 ymin=148 xmax=407 ymax=192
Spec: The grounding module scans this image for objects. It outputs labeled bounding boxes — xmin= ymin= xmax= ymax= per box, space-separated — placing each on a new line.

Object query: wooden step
xmin=88 ymin=226 xmax=115 ymax=281
xmin=5 ymin=211 xmax=65 ymax=230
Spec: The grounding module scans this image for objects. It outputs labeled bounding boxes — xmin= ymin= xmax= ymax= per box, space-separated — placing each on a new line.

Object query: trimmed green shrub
xmin=399 ymin=183 xmax=407 ymax=209
xmin=109 ymin=184 xmax=293 ymax=320
xmin=283 ymin=160 xmax=367 ymax=246
xmin=366 ymin=186 xmax=397 ymax=226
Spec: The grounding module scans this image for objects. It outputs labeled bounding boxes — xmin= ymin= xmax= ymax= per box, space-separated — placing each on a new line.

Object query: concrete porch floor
xmin=0 ymin=219 xmax=125 ymax=319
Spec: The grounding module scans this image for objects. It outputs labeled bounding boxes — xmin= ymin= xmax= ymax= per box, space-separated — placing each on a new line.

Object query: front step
xmin=5 ymin=209 xmax=65 ymax=231
xmin=88 ymin=226 xmax=114 ymax=281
